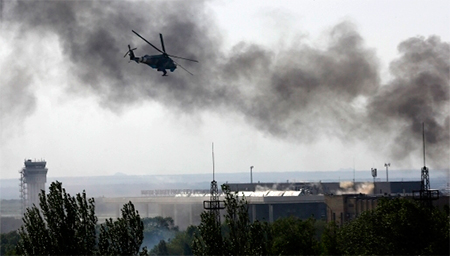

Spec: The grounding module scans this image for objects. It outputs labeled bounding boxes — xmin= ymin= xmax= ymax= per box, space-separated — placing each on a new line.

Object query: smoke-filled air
xmin=1 ymin=1 xmax=449 ymax=171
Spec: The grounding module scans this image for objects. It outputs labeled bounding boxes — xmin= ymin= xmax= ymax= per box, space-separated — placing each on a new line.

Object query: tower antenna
xmin=384 ymin=163 xmax=390 ymax=182
xmin=422 ymin=122 xmax=426 ymax=167
xmin=353 ymin=157 xmax=355 ymax=183
xmin=421 ymin=122 xmax=430 ymax=192
xmin=212 ymin=143 xmax=215 ymax=181
xmin=203 ymin=143 xmax=225 ymax=228
xmin=413 ymin=122 xmax=439 ymax=207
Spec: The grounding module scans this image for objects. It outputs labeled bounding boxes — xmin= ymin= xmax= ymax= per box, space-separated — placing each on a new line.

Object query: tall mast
xmin=203 ymin=142 xmax=224 ymax=228
xmin=422 ymin=122 xmax=426 ymax=167
xmin=212 ymin=143 xmax=215 ymax=181
xmin=413 ymin=122 xmax=439 ymax=207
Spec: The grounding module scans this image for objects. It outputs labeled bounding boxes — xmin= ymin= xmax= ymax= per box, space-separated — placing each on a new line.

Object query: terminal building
xmin=96 ymin=180 xmax=434 ymax=230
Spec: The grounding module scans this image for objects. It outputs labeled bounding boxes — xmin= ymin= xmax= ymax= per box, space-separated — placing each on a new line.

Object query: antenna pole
xmin=413 ymin=122 xmax=439 ymax=208
xmin=422 ymin=122 xmax=426 ymax=167
xmin=212 ymin=143 xmax=215 ymax=181
xmin=203 ymin=142 xmax=225 ymax=228
xmin=384 ymin=163 xmax=390 ymax=182
xmin=353 ymin=158 xmax=355 ymax=183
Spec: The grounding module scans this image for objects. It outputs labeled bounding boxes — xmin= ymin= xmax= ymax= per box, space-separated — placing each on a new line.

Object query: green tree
xmin=222 ymin=184 xmax=251 ymax=255
xmin=337 ymin=198 xmax=449 ymax=255
xmin=17 ymin=181 xmax=147 ymax=256
xmin=155 ymin=240 xmax=169 ymax=255
xmin=247 ymin=219 xmax=272 ymax=255
xmin=150 ymin=225 xmax=197 ymax=255
xmin=141 ymin=216 xmax=179 ymax=249
xmin=193 ymin=184 xmax=272 ymax=256
xmin=99 ymin=201 xmax=146 ymax=255
xmin=18 ymin=181 xmax=97 ymax=255
xmin=0 ymin=230 xmax=21 ymax=255
xmin=192 ymin=208 xmax=223 ymax=256
xmin=270 ymin=216 xmax=320 ymax=255
xmin=320 ymin=221 xmax=340 ymax=255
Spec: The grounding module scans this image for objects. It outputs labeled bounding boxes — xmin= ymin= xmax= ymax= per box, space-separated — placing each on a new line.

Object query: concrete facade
xmin=94 ymin=181 xmax=428 ymax=230
xmin=21 ymin=159 xmax=48 ymax=209
xmin=325 ymin=194 xmax=379 ymax=226
xmin=324 ymin=193 xmax=449 ymax=227
xmin=96 ymin=194 xmax=326 ymax=229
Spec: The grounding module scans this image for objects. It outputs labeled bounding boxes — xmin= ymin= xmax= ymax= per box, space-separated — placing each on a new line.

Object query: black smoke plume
xmin=2 ymin=1 xmax=448 ymax=168
xmin=368 ymin=36 xmax=449 ymax=165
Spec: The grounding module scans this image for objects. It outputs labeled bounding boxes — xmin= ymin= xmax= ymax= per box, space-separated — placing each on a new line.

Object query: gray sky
xmin=0 ymin=0 xmax=449 ymax=179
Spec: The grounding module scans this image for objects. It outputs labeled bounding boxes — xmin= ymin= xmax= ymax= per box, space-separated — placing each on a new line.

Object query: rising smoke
xmin=1 ymin=1 xmax=449 ymax=168
xmin=337 ymin=181 xmax=374 ymax=195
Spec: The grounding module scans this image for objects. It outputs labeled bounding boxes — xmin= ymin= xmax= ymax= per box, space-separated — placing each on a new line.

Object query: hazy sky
xmin=0 ymin=0 xmax=449 ymax=180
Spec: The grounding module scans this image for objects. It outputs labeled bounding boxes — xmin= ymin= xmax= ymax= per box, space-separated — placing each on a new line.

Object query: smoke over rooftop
xmin=2 ymin=1 xmax=449 ymax=168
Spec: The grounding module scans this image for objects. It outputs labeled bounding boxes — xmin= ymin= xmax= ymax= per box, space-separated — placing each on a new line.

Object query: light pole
xmin=371 ymin=168 xmax=377 ymax=183
xmin=384 ymin=163 xmax=390 ymax=182
xmin=250 ymin=166 xmax=254 ymax=184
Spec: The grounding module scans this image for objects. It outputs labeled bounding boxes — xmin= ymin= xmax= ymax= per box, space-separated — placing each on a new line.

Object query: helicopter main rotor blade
xmin=132 ymin=30 xmax=163 ymax=54
xmin=173 ymin=60 xmax=194 ymax=76
xmin=160 ymin=34 xmax=197 ymax=62
xmin=168 ymin=54 xmax=199 ymax=63
xmin=160 ymin=33 xmax=166 ymax=53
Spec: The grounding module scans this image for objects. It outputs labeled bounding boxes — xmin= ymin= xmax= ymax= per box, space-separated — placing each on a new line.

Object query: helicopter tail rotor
xmin=123 ymin=45 xmax=138 ymax=62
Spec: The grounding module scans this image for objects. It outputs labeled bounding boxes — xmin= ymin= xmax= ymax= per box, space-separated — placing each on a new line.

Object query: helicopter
xmin=124 ymin=30 xmax=198 ymax=76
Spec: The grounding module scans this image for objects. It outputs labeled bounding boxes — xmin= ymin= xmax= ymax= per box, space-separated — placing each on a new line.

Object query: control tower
xmin=19 ymin=159 xmax=48 ymax=212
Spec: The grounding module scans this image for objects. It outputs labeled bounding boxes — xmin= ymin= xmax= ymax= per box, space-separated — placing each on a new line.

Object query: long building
xmin=225 ymin=181 xmax=422 ymax=195
xmin=95 ymin=180 xmax=425 ymax=230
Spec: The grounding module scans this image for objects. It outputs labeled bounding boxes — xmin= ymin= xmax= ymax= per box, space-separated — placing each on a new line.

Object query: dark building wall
xmin=272 ymin=202 xmax=326 ymax=220
xmin=250 ymin=204 xmax=269 ymax=222
xmin=247 ymin=202 xmax=326 ymax=223
xmin=373 ymin=181 xmax=421 ymax=194
xmin=433 ymin=195 xmax=450 ymax=210
xmin=390 ymin=181 xmax=421 ymax=193
xmin=373 ymin=182 xmax=391 ymax=194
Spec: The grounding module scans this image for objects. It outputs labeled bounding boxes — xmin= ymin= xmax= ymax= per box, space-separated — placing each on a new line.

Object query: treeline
xmin=152 ymin=185 xmax=449 ymax=255
xmin=1 ymin=182 xmax=449 ymax=255
xmin=0 ymin=182 xmax=179 ymax=255
xmin=2 ymin=181 xmax=148 ymax=255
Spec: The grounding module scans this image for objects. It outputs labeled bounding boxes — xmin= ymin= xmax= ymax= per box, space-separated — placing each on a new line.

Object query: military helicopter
xmin=124 ymin=30 xmax=198 ymax=76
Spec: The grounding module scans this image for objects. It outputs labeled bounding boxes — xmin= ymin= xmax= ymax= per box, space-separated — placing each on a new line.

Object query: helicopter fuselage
xmin=139 ymin=54 xmax=176 ymax=72
xmin=126 ymin=30 xmax=197 ymax=76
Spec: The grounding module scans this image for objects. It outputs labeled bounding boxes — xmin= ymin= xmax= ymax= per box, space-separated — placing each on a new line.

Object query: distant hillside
xmin=1 ymin=169 xmax=448 ymax=200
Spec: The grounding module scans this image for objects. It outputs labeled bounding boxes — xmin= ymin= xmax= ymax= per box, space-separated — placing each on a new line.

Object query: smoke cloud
xmin=337 ymin=181 xmax=375 ymax=195
xmin=367 ymin=36 xmax=449 ymax=166
xmin=2 ymin=1 xmax=449 ymax=168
